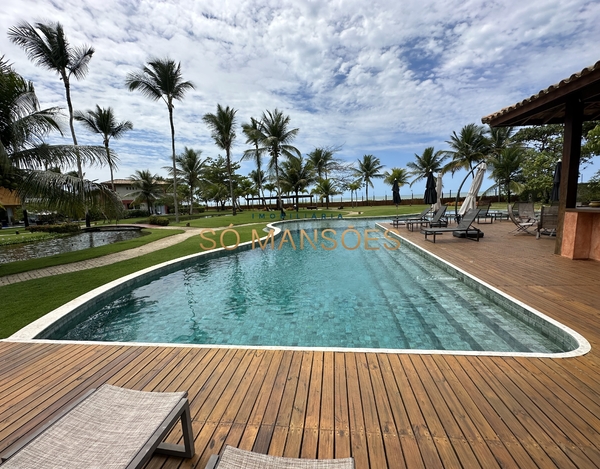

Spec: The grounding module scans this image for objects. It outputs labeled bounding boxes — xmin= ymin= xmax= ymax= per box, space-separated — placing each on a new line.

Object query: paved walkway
xmin=0 ymin=226 xmax=202 ymax=287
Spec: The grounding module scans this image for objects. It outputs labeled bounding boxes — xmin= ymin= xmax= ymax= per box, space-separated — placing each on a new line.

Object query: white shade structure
xmin=433 ymin=174 xmax=443 ymax=211
xmin=458 ymin=162 xmax=487 ymax=216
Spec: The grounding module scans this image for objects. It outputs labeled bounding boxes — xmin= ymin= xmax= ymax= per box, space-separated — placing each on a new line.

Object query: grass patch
xmin=0 ymin=222 xmax=270 ymax=338
xmin=344 ymin=205 xmax=430 ymax=217
xmin=0 ymin=229 xmax=183 ymax=277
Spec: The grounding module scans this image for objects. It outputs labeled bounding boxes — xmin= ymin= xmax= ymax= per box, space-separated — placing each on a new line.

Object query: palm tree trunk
xmin=63 ymin=72 xmax=91 ymax=227
xmin=226 ymin=149 xmax=236 ymax=216
xmin=365 ymin=184 xmax=369 ymax=206
xmin=105 ymin=143 xmax=115 ymax=192
xmin=168 ymin=105 xmax=179 ymax=223
xmin=274 ymin=153 xmax=283 ymax=213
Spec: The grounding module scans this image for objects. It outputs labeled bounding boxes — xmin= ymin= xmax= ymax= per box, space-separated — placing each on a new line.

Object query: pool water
xmin=53 ymin=220 xmax=566 ymax=353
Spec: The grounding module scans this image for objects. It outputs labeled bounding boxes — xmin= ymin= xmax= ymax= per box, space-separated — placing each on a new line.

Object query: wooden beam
xmin=555 ymin=96 xmax=583 ymax=255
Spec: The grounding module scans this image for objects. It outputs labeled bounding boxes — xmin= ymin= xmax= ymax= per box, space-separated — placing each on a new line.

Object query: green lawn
xmin=0 ymin=228 xmax=183 ymax=277
xmin=0 ymin=223 xmax=269 ymax=338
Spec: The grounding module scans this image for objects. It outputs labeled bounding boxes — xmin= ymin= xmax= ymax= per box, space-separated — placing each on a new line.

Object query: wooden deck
xmin=1 ymin=220 xmax=600 ymax=468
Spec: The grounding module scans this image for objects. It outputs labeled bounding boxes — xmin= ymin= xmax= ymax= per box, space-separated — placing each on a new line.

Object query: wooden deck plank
xmin=318 ymin=351 xmax=335 ymax=460
xmin=301 ymin=350 xmax=323 ymax=460
xmin=334 ymin=352 xmax=352 ymax=459
xmin=283 ymin=351 xmax=312 ymax=458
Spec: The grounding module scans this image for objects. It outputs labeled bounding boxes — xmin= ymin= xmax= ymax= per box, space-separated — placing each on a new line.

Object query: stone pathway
xmin=0 ymin=226 xmax=202 ymax=287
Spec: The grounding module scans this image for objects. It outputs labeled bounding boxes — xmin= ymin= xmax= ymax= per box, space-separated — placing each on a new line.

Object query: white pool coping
xmin=3 ymin=219 xmax=591 ymax=358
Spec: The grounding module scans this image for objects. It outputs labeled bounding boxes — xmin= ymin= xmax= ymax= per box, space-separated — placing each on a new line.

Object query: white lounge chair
xmin=0 ymin=384 xmax=195 ymax=469
xmin=205 ymin=445 xmax=354 ymax=469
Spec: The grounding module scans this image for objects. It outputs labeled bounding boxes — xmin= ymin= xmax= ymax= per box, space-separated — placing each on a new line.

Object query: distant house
xmin=0 ymin=188 xmax=20 ymax=226
xmin=101 ymin=179 xmax=169 ymax=214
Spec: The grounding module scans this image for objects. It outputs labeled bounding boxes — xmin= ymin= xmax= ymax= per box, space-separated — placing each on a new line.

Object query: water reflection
xmin=0 ymin=230 xmax=145 ymax=263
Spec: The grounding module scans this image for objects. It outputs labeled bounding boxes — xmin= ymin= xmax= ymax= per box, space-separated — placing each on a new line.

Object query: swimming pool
xmin=35 ymin=219 xmax=584 ymax=355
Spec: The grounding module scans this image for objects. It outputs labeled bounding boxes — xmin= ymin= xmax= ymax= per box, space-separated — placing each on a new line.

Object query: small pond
xmin=0 ymin=230 xmax=146 ymax=263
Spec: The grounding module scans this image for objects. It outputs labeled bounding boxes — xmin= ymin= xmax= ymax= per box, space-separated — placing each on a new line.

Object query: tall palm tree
xmin=164 ymin=147 xmax=206 ymax=214
xmin=126 ymin=58 xmax=194 ymax=223
xmin=486 ymin=126 xmax=517 ymax=158
xmin=487 ymin=146 xmax=526 ymax=204
xmin=0 ymin=57 xmax=119 ymax=224
xmin=128 ymin=170 xmax=163 ymax=215
xmin=348 ymin=180 xmax=362 ymax=208
xmin=407 ymin=147 xmax=448 ymax=186
xmin=279 ymin=155 xmax=316 ymax=210
xmin=242 ymin=117 xmax=269 ymax=208
xmin=353 ymin=154 xmax=383 ymax=205
xmin=203 ymin=104 xmax=238 ymax=215
xmin=249 ymin=169 xmax=267 ymax=208
xmin=307 ymin=147 xmax=336 ymax=179
xmin=312 ymin=179 xmax=339 ymax=209
xmin=74 ymin=105 xmax=133 ymax=192
xmin=383 ymin=168 xmax=409 ymax=186
xmin=443 ymin=123 xmax=488 ymax=175
xmin=9 ymin=21 xmax=96 ymax=225
xmin=256 ymin=109 xmax=301 ymax=212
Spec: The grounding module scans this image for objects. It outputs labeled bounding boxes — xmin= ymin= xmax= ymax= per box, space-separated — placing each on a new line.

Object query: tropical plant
xmin=353 ymin=154 xmax=383 ymax=205
xmin=203 ymin=104 xmax=238 ymax=215
xmin=486 ymin=147 xmax=526 ymax=203
xmin=9 ymin=21 xmax=97 ymax=225
xmin=249 ymin=169 xmax=268 ymax=208
xmin=255 ymin=109 xmax=301 ymax=211
xmin=279 ymin=155 xmax=316 ymax=209
xmin=163 ymin=147 xmax=206 ymax=214
xmin=125 ymin=58 xmax=194 ymax=223
xmin=383 ymin=168 xmax=409 ymax=186
xmin=307 ymin=147 xmax=338 ymax=179
xmin=74 ymin=105 xmax=133 ymax=191
xmin=127 ymin=170 xmax=163 ymax=215
xmin=312 ymin=179 xmax=339 ymax=209
xmin=348 ymin=180 xmax=362 ymax=208
xmin=407 ymin=147 xmax=448 ymax=186
xmin=0 ymin=57 xmax=120 ymax=225
xmin=443 ymin=123 xmax=488 ymax=175
xmin=242 ymin=118 xmax=269 ymax=208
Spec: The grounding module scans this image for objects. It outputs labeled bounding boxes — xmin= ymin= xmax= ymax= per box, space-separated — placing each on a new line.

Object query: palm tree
xmin=0 ymin=57 xmax=120 ymax=225
xmin=74 ymin=105 xmax=133 ymax=192
xmin=348 ymin=180 xmax=362 ymax=208
xmin=249 ymin=169 xmax=268 ymax=208
xmin=443 ymin=123 xmax=488 ymax=175
xmin=203 ymin=104 xmax=238 ymax=215
xmin=128 ymin=170 xmax=163 ymax=215
xmin=312 ymin=179 xmax=339 ymax=209
xmin=126 ymin=58 xmax=194 ymax=223
xmin=353 ymin=154 xmax=383 ymax=205
xmin=407 ymin=147 xmax=448 ymax=186
xmin=9 ymin=21 xmax=97 ymax=225
xmin=487 ymin=146 xmax=526 ymax=204
xmin=383 ymin=168 xmax=409 ymax=186
xmin=164 ymin=147 xmax=206 ymax=214
xmin=279 ymin=155 xmax=316 ymax=210
xmin=242 ymin=117 xmax=269 ymax=209
xmin=487 ymin=126 xmax=517 ymax=158
xmin=307 ymin=147 xmax=337 ymax=179
xmin=256 ymin=109 xmax=301 ymax=212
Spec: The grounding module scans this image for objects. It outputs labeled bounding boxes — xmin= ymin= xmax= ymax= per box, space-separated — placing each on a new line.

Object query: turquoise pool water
xmin=51 ymin=220 xmax=567 ymax=353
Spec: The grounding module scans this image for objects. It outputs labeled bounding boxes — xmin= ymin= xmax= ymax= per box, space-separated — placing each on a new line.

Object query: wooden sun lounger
xmin=0 ymin=384 xmax=195 ymax=469
xmin=205 ymin=445 xmax=354 ymax=469
xmin=421 ymin=208 xmax=482 ymax=243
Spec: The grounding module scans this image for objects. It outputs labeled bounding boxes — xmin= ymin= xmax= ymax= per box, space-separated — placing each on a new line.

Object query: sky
xmin=1 ymin=0 xmax=599 ymax=201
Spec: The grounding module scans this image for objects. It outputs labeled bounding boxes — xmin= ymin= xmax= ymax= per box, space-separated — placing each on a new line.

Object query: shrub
xmin=148 ymin=215 xmax=170 ymax=226
xmin=28 ymin=223 xmax=81 ymax=233
xmin=125 ymin=209 xmax=149 ymax=218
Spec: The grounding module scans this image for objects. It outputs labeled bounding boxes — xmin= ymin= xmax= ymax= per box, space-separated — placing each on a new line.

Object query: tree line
xmin=2 ymin=20 xmax=599 ymax=226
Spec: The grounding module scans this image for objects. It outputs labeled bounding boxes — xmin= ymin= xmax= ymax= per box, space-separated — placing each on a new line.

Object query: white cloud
xmin=1 ymin=0 xmax=598 ymax=195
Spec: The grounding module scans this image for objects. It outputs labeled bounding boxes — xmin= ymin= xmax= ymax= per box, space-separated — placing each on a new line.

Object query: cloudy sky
xmin=1 ymin=0 xmax=599 ymax=199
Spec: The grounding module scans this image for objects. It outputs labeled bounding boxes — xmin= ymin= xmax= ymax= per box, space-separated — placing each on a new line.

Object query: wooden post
xmin=555 ymin=96 xmax=583 ymax=255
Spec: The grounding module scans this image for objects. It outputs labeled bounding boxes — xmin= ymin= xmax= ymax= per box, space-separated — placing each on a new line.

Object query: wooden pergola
xmin=482 ymin=60 xmax=600 ymax=259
